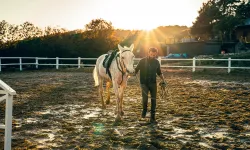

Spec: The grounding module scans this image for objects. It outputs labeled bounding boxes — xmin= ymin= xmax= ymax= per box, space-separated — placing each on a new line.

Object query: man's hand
xmin=129 ymin=72 xmax=137 ymax=76
xmin=159 ymin=80 xmax=167 ymax=87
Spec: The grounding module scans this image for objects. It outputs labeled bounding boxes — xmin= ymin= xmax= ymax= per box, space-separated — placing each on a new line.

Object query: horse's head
xmin=118 ymin=44 xmax=135 ymax=74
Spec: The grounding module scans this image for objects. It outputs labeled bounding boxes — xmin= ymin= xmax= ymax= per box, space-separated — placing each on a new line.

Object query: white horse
xmin=93 ymin=44 xmax=135 ymax=122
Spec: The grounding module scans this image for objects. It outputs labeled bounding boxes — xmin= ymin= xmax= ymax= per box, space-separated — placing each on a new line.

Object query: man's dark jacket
xmin=135 ymin=57 xmax=162 ymax=84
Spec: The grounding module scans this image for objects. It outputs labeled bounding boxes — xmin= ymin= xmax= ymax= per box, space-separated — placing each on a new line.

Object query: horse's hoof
xmin=113 ymin=120 xmax=122 ymax=126
xmin=106 ymin=99 xmax=110 ymax=105
xmin=121 ymin=111 xmax=124 ymax=116
xmin=115 ymin=116 xmax=122 ymax=122
xmin=102 ymin=105 xmax=106 ymax=109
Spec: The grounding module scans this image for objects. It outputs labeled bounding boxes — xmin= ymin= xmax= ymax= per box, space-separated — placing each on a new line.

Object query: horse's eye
xmin=122 ymin=57 xmax=124 ymax=59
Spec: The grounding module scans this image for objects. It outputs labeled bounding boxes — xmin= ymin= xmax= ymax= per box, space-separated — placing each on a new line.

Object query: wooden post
xmin=4 ymin=94 xmax=13 ymax=150
xmin=78 ymin=57 xmax=81 ymax=69
xmin=192 ymin=57 xmax=196 ymax=72
xmin=158 ymin=57 xmax=162 ymax=66
xmin=19 ymin=57 xmax=22 ymax=71
xmin=36 ymin=57 xmax=38 ymax=69
xmin=56 ymin=57 xmax=59 ymax=69
xmin=228 ymin=57 xmax=231 ymax=73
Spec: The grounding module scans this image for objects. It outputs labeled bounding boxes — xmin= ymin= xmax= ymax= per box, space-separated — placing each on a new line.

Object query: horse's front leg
xmin=119 ymin=85 xmax=126 ymax=116
xmin=113 ymin=83 xmax=121 ymax=122
xmin=106 ymin=81 xmax=111 ymax=104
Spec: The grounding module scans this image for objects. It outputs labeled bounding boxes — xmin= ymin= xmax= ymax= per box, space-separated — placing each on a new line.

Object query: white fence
xmin=158 ymin=57 xmax=250 ymax=73
xmin=0 ymin=57 xmax=250 ymax=73
xmin=0 ymin=80 xmax=16 ymax=150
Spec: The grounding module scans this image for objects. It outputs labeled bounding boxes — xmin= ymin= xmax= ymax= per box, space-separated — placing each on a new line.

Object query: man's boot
xmin=141 ymin=109 xmax=147 ymax=118
xmin=150 ymin=113 xmax=157 ymax=124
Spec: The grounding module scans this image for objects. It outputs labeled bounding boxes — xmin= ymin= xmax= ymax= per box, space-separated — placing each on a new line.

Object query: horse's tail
xmin=93 ymin=66 xmax=99 ymax=87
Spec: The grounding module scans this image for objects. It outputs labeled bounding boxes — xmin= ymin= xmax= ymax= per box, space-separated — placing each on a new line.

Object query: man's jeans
xmin=140 ymin=83 xmax=157 ymax=118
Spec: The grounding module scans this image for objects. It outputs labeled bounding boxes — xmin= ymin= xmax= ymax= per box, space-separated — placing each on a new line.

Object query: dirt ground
xmin=0 ymin=69 xmax=250 ymax=150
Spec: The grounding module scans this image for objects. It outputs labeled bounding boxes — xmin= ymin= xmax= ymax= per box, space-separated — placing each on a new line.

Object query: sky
xmin=0 ymin=0 xmax=208 ymax=30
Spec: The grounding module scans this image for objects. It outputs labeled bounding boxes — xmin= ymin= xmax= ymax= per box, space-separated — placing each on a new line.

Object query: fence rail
xmin=0 ymin=80 xmax=16 ymax=150
xmin=0 ymin=57 xmax=250 ymax=73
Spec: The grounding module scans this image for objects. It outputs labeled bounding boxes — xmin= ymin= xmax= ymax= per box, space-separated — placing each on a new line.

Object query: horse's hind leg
xmin=106 ymin=81 xmax=111 ymax=104
xmin=98 ymin=79 xmax=106 ymax=109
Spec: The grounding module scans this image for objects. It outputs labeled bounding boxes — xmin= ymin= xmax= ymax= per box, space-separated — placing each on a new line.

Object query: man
xmin=134 ymin=47 xmax=166 ymax=123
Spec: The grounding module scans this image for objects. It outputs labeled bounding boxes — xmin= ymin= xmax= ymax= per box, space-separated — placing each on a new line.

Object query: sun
xmin=128 ymin=20 xmax=157 ymax=31
xmin=141 ymin=24 xmax=156 ymax=31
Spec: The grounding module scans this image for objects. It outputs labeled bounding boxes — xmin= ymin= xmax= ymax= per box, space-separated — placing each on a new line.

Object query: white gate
xmin=0 ymin=80 xmax=16 ymax=150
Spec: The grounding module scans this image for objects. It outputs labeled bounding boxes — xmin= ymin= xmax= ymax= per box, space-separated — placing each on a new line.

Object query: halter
xmin=115 ymin=50 xmax=133 ymax=85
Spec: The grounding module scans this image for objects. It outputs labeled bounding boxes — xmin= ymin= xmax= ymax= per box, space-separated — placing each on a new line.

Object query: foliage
xmin=191 ymin=0 xmax=249 ymax=41
xmin=0 ymin=18 xmax=188 ymax=59
xmin=0 ymin=19 xmax=121 ymax=59
xmin=190 ymin=0 xmax=219 ymax=39
xmin=235 ymin=0 xmax=250 ymax=22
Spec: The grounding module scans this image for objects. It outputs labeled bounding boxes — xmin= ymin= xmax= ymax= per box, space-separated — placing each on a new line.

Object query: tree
xmin=20 ymin=22 xmax=43 ymax=39
xmin=83 ymin=18 xmax=119 ymax=52
xmin=191 ymin=0 xmax=220 ymax=40
xmin=213 ymin=0 xmax=243 ymax=41
xmin=236 ymin=0 xmax=250 ymax=23
xmin=84 ymin=18 xmax=114 ymax=39
xmin=191 ymin=0 xmax=246 ymax=41
xmin=0 ymin=20 xmax=10 ymax=43
xmin=216 ymin=0 xmax=241 ymax=15
xmin=44 ymin=26 xmax=67 ymax=36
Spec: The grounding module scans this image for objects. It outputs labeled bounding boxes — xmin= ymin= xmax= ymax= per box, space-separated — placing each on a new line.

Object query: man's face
xmin=148 ymin=51 xmax=158 ymax=58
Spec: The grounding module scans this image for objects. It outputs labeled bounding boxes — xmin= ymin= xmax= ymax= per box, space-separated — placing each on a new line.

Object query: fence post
xmin=56 ymin=57 xmax=59 ymax=69
xmin=36 ymin=57 xmax=38 ymax=69
xmin=158 ymin=57 xmax=162 ymax=66
xmin=4 ymin=94 xmax=13 ymax=150
xmin=0 ymin=58 xmax=1 ymax=72
xmin=192 ymin=57 xmax=196 ymax=72
xmin=228 ymin=57 xmax=231 ymax=73
xmin=78 ymin=57 xmax=81 ymax=69
xmin=19 ymin=57 xmax=22 ymax=71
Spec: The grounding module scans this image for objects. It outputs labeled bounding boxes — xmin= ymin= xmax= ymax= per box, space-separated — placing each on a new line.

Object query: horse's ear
xmin=118 ymin=44 xmax=123 ymax=51
xmin=130 ymin=44 xmax=134 ymax=51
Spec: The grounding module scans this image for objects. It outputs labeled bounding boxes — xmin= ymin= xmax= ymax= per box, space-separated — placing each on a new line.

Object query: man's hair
xmin=148 ymin=47 xmax=158 ymax=53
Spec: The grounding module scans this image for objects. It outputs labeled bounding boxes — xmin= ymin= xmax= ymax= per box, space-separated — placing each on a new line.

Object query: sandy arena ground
xmin=0 ymin=69 xmax=250 ymax=149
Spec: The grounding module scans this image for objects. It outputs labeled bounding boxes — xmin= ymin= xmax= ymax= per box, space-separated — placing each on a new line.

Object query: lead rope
xmin=159 ymin=81 xmax=168 ymax=99
xmin=115 ymin=54 xmax=125 ymax=85
xmin=116 ymin=50 xmax=132 ymax=85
